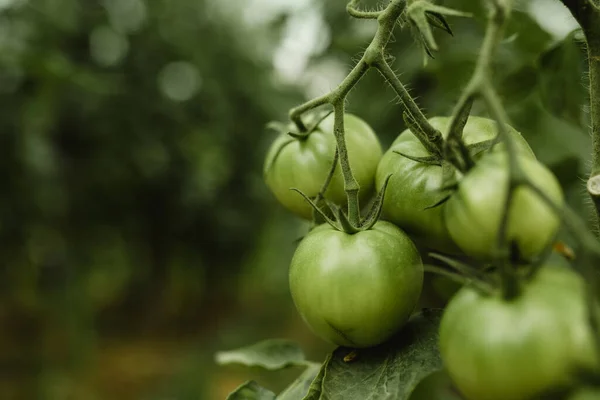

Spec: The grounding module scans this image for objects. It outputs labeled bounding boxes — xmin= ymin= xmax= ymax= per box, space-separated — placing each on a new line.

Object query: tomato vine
xmin=220 ymin=1 xmax=600 ymax=398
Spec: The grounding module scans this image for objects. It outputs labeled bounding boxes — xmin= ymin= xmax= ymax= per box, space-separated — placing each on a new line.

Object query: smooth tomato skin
xmin=289 ymin=221 xmax=423 ymax=348
xmin=445 ymin=151 xmax=563 ymax=261
xmin=440 ymin=266 xmax=599 ymax=400
xmin=375 ymin=116 xmax=534 ymax=254
xmin=264 ymin=113 xmax=382 ymax=220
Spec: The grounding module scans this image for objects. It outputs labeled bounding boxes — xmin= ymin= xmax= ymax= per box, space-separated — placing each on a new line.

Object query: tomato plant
xmin=439 ymin=266 xmax=599 ymax=400
xmin=264 ymin=113 xmax=382 ymax=220
xmin=375 ymin=116 xmax=534 ymax=254
xmin=444 ymin=151 xmax=564 ymax=261
xmin=289 ymin=221 xmax=423 ymax=348
xmin=221 ymin=1 xmax=600 ymax=399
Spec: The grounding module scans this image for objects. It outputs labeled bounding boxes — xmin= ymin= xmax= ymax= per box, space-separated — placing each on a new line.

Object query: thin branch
xmin=347 ymin=0 xmax=382 ymax=19
xmin=375 ymin=59 xmax=444 ymax=156
xmin=287 ymin=0 xmax=445 ymax=230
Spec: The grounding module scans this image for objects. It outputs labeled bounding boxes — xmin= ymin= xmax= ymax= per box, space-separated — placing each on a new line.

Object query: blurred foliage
xmin=0 ymin=0 xmax=591 ymax=399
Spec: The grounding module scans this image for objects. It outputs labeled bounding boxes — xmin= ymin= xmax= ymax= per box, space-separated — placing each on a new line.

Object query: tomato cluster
xmin=264 ymin=113 xmax=597 ymax=397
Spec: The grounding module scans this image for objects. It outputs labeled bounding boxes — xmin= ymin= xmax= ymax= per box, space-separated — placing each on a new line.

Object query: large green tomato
xmin=375 ymin=116 xmax=534 ymax=254
xmin=289 ymin=221 xmax=423 ymax=348
xmin=445 ymin=151 xmax=563 ymax=261
xmin=264 ymin=113 xmax=382 ymax=220
xmin=440 ymin=266 xmax=599 ymax=400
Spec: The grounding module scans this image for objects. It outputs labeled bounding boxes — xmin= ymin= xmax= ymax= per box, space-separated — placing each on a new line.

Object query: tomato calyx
xmin=292 ymin=173 xmax=393 ymax=234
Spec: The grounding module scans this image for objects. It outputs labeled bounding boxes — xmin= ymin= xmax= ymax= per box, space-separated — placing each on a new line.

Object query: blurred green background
xmin=0 ymin=0 xmax=592 ymax=398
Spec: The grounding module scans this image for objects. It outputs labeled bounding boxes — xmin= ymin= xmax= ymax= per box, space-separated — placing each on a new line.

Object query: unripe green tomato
xmin=375 ymin=116 xmax=534 ymax=254
xmin=289 ymin=221 xmax=423 ymax=348
xmin=444 ymin=151 xmax=563 ymax=261
xmin=440 ymin=266 xmax=599 ymax=400
xmin=264 ymin=113 xmax=382 ymax=220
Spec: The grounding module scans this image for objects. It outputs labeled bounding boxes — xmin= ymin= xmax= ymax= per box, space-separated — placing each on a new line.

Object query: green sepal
xmin=426 ymin=11 xmax=453 ymax=36
xmin=446 ymin=97 xmax=473 ymax=141
xmin=423 ymin=193 xmax=451 ymax=210
xmin=266 ymin=121 xmax=290 ymax=135
xmin=393 ymin=151 xmax=442 ymax=166
xmin=312 ymin=196 xmax=336 ymax=226
xmin=360 ymin=173 xmax=392 ymax=230
xmin=444 ymin=98 xmax=475 ymax=171
xmin=304 ymin=109 xmax=334 ymax=135
xmin=332 ymin=204 xmax=361 ymax=234
xmin=406 ymin=0 xmax=472 ymax=59
xmin=290 ymin=188 xmax=341 ymax=230
xmin=467 ymin=138 xmax=498 ymax=158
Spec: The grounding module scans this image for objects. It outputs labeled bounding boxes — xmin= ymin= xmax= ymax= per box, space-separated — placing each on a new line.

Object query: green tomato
xmin=264 ymin=113 xmax=382 ymax=220
xmin=375 ymin=116 xmax=534 ymax=254
xmin=445 ymin=151 xmax=563 ymax=261
xmin=440 ymin=266 xmax=599 ymax=400
xmin=289 ymin=221 xmax=423 ymax=348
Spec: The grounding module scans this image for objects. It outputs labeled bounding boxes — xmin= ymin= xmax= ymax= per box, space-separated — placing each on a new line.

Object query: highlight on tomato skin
xmin=288 ymin=221 xmax=423 ymax=348
xmin=264 ymin=113 xmax=382 ymax=220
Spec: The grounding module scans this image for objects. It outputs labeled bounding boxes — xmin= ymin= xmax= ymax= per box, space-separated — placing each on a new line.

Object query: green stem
xmin=332 ymin=102 xmax=361 ymax=227
xmin=375 ymin=59 xmax=444 ymax=156
xmin=287 ymin=0 xmax=445 ymax=230
xmin=444 ymin=2 xmax=514 ymax=174
xmin=311 ymin=148 xmax=339 ymax=227
xmin=448 ymin=0 xmax=520 ymax=299
xmin=289 ymin=96 xmax=329 ymax=133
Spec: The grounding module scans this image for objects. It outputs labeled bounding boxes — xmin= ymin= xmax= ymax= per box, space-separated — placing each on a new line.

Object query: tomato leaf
xmin=302 ymin=356 xmax=329 ymax=400
xmin=278 ymin=363 xmax=322 ymax=400
xmin=226 ymin=381 xmax=276 ymax=400
xmin=303 ymin=310 xmax=443 ymax=400
xmin=215 ymin=339 xmax=310 ymax=370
